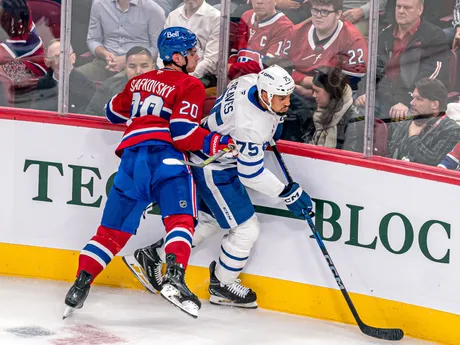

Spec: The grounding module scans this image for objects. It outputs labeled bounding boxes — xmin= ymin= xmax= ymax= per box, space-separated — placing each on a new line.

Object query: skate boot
xmin=160 ymin=254 xmax=201 ymax=319
xmin=208 ymin=261 xmax=257 ymax=309
xmin=123 ymin=238 xmax=164 ymax=294
xmin=63 ymin=270 xmax=93 ymax=319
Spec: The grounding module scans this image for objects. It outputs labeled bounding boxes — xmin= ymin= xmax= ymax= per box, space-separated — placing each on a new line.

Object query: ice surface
xmin=0 ymin=276 xmax=437 ymax=345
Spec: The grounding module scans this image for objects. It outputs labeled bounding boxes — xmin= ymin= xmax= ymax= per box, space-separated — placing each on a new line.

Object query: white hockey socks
xmin=215 ymin=214 xmax=260 ymax=285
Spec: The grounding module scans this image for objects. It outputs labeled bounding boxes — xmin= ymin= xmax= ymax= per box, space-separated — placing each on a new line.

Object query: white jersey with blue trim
xmin=190 ymin=74 xmax=286 ymax=197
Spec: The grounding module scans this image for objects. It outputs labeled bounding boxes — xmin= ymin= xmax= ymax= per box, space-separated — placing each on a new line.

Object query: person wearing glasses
xmin=278 ymin=0 xmax=367 ymax=143
xmin=287 ymin=0 xmax=367 ymax=99
xmin=31 ymin=39 xmax=95 ymax=113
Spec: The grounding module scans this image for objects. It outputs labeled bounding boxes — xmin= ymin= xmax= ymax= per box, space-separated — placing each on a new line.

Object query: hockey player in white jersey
xmin=123 ymin=65 xmax=313 ymax=308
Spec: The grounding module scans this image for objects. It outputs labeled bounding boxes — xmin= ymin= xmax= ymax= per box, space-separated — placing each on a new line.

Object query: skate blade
xmin=122 ymin=256 xmax=159 ymax=294
xmin=160 ymin=284 xmax=199 ymax=319
xmin=62 ymin=306 xmax=76 ymax=319
xmin=209 ymin=295 xmax=258 ymax=309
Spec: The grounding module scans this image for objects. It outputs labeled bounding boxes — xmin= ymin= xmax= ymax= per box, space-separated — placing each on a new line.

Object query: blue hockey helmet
xmin=157 ymin=27 xmax=197 ymax=62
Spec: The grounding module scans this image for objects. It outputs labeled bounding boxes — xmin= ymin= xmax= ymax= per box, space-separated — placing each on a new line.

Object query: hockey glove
xmin=203 ymin=132 xmax=235 ymax=156
xmin=279 ymin=182 xmax=313 ymax=219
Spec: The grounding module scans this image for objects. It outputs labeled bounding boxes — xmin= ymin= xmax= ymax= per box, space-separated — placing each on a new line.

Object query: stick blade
xmin=360 ymin=324 xmax=404 ymax=341
xmin=162 ymin=158 xmax=185 ymax=166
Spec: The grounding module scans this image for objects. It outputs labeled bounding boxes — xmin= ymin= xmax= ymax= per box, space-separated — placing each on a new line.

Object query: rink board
xmin=1 ymin=113 xmax=460 ymax=344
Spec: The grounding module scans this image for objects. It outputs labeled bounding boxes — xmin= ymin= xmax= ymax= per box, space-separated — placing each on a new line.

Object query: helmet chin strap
xmin=172 ymin=56 xmax=189 ymax=74
xmin=259 ymin=90 xmax=273 ymax=112
xmin=261 ymin=94 xmax=287 ymax=117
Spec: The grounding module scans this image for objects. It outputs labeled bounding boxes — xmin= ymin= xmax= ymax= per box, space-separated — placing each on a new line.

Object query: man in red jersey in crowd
xmin=63 ymin=27 xmax=233 ymax=320
xmin=438 ymin=141 xmax=460 ymax=170
xmin=288 ymin=0 xmax=367 ymax=98
xmin=228 ymin=0 xmax=293 ymax=80
xmin=279 ymin=0 xmax=367 ymax=142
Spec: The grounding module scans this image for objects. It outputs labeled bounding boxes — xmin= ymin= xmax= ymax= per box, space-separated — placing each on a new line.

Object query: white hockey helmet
xmin=257 ymin=65 xmax=295 ymax=114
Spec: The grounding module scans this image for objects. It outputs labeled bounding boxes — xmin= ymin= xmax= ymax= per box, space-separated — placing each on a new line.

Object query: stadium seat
xmin=373 ymin=118 xmax=388 ymax=157
xmin=27 ymin=0 xmax=61 ymax=45
xmin=204 ymin=96 xmax=216 ymax=116
xmin=229 ymin=21 xmax=238 ymax=54
xmin=447 ymin=49 xmax=460 ymax=101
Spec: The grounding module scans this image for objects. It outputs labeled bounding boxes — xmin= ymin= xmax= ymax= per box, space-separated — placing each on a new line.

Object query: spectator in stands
xmin=0 ymin=0 xmax=47 ymax=83
xmin=388 ymin=78 xmax=460 ymax=166
xmin=85 ymin=46 xmax=154 ymax=116
xmin=355 ymin=0 xmax=450 ymax=122
xmin=452 ymin=0 xmax=460 ymax=49
xmin=288 ymin=0 xmax=368 ymax=98
xmin=447 ymin=101 xmax=460 ymax=125
xmin=76 ymin=0 xmax=165 ymax=82
xmin=157 ymin=0 xmax=220 ymax=88
xmin=31 ymin=39 xmax=95 ymax=113
xmin=342 ymin=0 xmax=388 ymax=36
xmin=276 ymin=0 xmax=312 ymax=25
xmin=228 ymin=0 xmax=293 ymax=80
xmin=306 ymin=67 xmax=362 ymax=150
xmin=154 ymin=0 xmax=182 ymax=17
xmin=280 ymin=0 xmax=367 ymax=143
xmin=438 ymin=141 xmax=460 ymax=170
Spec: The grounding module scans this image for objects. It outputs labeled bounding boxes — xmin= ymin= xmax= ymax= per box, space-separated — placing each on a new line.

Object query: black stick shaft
xmin=270 ymin=141 xmax=403 ymax=341
xmin=270 ymin=140 xmax=294 ymax=183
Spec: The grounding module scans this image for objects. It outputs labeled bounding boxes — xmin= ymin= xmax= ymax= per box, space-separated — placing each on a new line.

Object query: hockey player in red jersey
xmin=439 ymin=141 xmax=460 ymax=170
xmin=288 ymin=0 xmax=367 ymax=97
xmin=63 ymin=27 xmax=230 ymax=319
xmin=228 ymin=0 xmax=293 ymax=80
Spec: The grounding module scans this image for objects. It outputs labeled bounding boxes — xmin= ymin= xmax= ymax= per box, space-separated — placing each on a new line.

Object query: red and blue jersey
xmin=106 ymin=69 xmax=209 ymax=157
xmin=0 ymin=19 xmax=47 ymax=76
xmin=229 ymin=10 xmax=292 ymax=65
xmin=227 ymin=10 xmax=292 ymax=79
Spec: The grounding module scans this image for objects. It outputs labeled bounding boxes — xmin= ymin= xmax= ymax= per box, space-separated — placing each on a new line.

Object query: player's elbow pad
xmin=238 ymin=168 xmax=284 ymax=197
xmin=105 ymin=97 xmax=128 ymax=124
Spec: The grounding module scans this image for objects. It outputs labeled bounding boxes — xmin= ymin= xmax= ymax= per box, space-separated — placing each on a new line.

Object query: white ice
xmin=0 ymin=276 xmax=437 ymax=345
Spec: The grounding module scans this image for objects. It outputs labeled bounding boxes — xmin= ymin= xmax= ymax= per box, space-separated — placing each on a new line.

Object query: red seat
xmin=204 ymin=96 xmax=216 ymax=117
xmin=27 ymin=0 xmax=61 ymax=45
xmin=447 ymin=49 xmax=460 ymax=101
xmin=373 ymin=118 xmax=388 ymax=157
xmin=228 ymin=22 xmax=238 ymax=54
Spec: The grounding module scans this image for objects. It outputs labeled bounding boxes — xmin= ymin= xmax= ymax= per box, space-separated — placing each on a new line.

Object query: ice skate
xmin=123 ymin=238 xmax=164 ymax=294
xmin=208 ymin=261 xmax=258 ymax=309
xmin=160 ymin=254 xmax=201 ymax=319
xmin=63 ymin=270 xmax=92 ymax=319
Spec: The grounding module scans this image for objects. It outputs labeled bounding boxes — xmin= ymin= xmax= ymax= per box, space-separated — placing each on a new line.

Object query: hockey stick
xmin=270 ymin=140 xmax=404 ymax=341
xmin=163 ymin=147 xmax=230 ymax=168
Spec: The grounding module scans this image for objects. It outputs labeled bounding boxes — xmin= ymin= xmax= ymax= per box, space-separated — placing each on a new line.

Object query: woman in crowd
xmin=307 ymin=67 xmax=361 ymax=151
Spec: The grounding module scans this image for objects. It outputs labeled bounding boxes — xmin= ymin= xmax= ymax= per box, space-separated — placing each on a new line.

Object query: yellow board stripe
xmin=0 ymin=242 xmax=457 ymax=344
